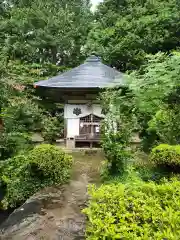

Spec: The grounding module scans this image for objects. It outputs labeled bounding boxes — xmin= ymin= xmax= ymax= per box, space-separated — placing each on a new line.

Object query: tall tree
xmin=0 ymin=0 xmax=92 ymax=66
xmin=86 ymin=0 xmax=180 ymax=71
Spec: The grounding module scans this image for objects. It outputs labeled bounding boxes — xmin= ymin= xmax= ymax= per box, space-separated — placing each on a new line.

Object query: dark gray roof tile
xmin=34 ymin=55 xmax=124 ymax=88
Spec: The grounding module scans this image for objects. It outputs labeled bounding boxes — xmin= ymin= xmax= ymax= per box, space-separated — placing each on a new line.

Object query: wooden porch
xmin=75 ymin=133 xmax=101 ymax=142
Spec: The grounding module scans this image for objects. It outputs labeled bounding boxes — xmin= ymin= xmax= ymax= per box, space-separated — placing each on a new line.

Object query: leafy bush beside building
xmin=42 ymin=114 xmax=64 ymax=143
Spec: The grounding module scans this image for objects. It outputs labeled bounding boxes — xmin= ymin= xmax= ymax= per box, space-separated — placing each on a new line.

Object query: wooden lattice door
xmin=79 ymin=114 xmax=102 ymax=139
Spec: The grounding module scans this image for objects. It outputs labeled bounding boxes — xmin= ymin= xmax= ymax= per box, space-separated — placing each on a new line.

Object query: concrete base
xmin=64 ymin=147 xmax=103 ymax=153
xmin=66 ymin=138 xmax=75 ymax=149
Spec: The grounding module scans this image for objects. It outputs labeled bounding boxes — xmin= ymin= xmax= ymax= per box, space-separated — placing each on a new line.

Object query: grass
xmin=101 ymin=150 xmax=175 ymax=185
xmin=71 ymin=150 xmax=104 ymax=184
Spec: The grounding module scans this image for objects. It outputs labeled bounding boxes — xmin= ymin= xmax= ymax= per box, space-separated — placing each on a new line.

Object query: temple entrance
xmin=75 ymin=114 xmax=103 ymax=148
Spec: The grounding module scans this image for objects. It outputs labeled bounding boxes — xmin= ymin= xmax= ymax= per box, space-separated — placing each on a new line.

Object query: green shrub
xmin=83 ymin=180 xmax=180 ymax=239
xmin=0 ymin=144 xmax=72 ymax=209
xmin=102 ymin=132 xmax=132 ymax=175
xmin=0 ymin=131 xmax=31 ymax=160
xmin=150 ymin=144 xmax=180 ymax=170
xmin=42 ymin=115 xmax=64 ymax=143
xmin=2 ymin=97 xmax=43 ymax=132
xmin=148 ymin=108 xmax=180 ymax=145
xmin=29 ymin=144 xmax=72 ymax=184
xmin=132 ymin=152 xmax=171 ymax=182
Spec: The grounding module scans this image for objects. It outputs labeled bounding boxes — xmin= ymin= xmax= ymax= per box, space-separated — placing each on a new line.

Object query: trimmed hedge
xmin=0 ymin=144 xmax=72 ymax=209
xmin=150 ymin=144 xmax=180 ymax=169
xmin=29 ymin=144 xmax=72 ymax=183
xmin=83 ymin=180 xmax=180 ymax=239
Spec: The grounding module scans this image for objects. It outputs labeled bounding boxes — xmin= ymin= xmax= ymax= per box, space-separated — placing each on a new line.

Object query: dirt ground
xmin=0 ymin=151 xmax=104 ymax=240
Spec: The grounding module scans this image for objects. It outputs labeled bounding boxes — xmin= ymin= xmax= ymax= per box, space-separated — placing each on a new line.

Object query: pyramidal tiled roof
xmin=34 ymin=55 xmax=124 ymax=88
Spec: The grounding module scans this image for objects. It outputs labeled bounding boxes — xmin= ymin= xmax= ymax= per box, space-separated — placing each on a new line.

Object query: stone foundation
xmin=66 ymin=138 xmax=75 ymax=149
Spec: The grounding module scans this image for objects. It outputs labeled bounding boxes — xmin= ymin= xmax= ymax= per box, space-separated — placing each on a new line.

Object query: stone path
xmin=0 ymin=151 xmax=103 ymax=240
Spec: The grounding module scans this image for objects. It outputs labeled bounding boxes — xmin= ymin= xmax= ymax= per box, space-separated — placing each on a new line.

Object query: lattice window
xmin=80 ymin=114 xmax=102 ymax=123
xmin=93 ymin=115 xmax=102 ymax=122
xmin=80 ymin=114 xmax=91 ymax=122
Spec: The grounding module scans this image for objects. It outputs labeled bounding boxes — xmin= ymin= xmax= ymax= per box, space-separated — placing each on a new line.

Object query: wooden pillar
xmin=90 ymin=114 xmax=93 ymax=149
xmin=64 ymin=119 xmax=67 ymax=139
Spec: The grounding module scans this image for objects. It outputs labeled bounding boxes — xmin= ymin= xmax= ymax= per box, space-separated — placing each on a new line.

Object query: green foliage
xmin=0 ymin=60 xmax=14 ymax=110
xmin=0 ymin=144 xmax=72 ymax=208
xmin=2 ymin=97 xmax=43 ymax=132
xmin=102 ymin=131 xmax=132 ymax=176
xmin=0 ymin=153 xmax=36 ymax=209
xmin=42 ymin=114 xmax=64 ymax=143
xmin=87 ymin=0 xmax=180 ymax=71
xmin=132 ymin=156 xmax=171 ymax=183
xmin=100 ymin=88 xmax=136 ymax=175
xmin=128 ymin=52 xmax=180 ymax=115
xmin=150 ymin=144 xmax=180 ymax=170
xmin=148 ymin=107 xmax=180 ymax=145
xmin=0 ymin=65 xmax=65 ymax=160
xmin=29 ymin=144 xmax=72 ymax=183
xmin=101 ymin=52 xmax=180 ymax=153
xmin=0 ymin=95 xmax=44 ymax=160
xmin=128 ymin=52 xmax=180 ymax=150
xmin=0 ymin=0 xmax=92 ymax=164
xmin=0 ymin=81 xmax=11 ymax=110
xmin=83 ymin=180 xmax=180 ymax=239
xmin=0 ymin=132 xmax=31 ymax=161
xmin=0 ymin=0 xmax=92 ymax=65
xmin=5 ymin=60 xmax=70 ymax=84
xmin=102 ymin=155 xmax=175 ymax=187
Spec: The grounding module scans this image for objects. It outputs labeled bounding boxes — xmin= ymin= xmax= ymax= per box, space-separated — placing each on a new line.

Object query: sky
xmin=91 ymin=0 xmax=103 ymax=11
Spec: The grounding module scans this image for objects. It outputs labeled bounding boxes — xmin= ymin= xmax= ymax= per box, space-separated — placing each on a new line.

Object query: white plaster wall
xmin=67 ymin=118 xmax=80 ymax=138
xmin=64 ymin=104 xmax=104 ymax=119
